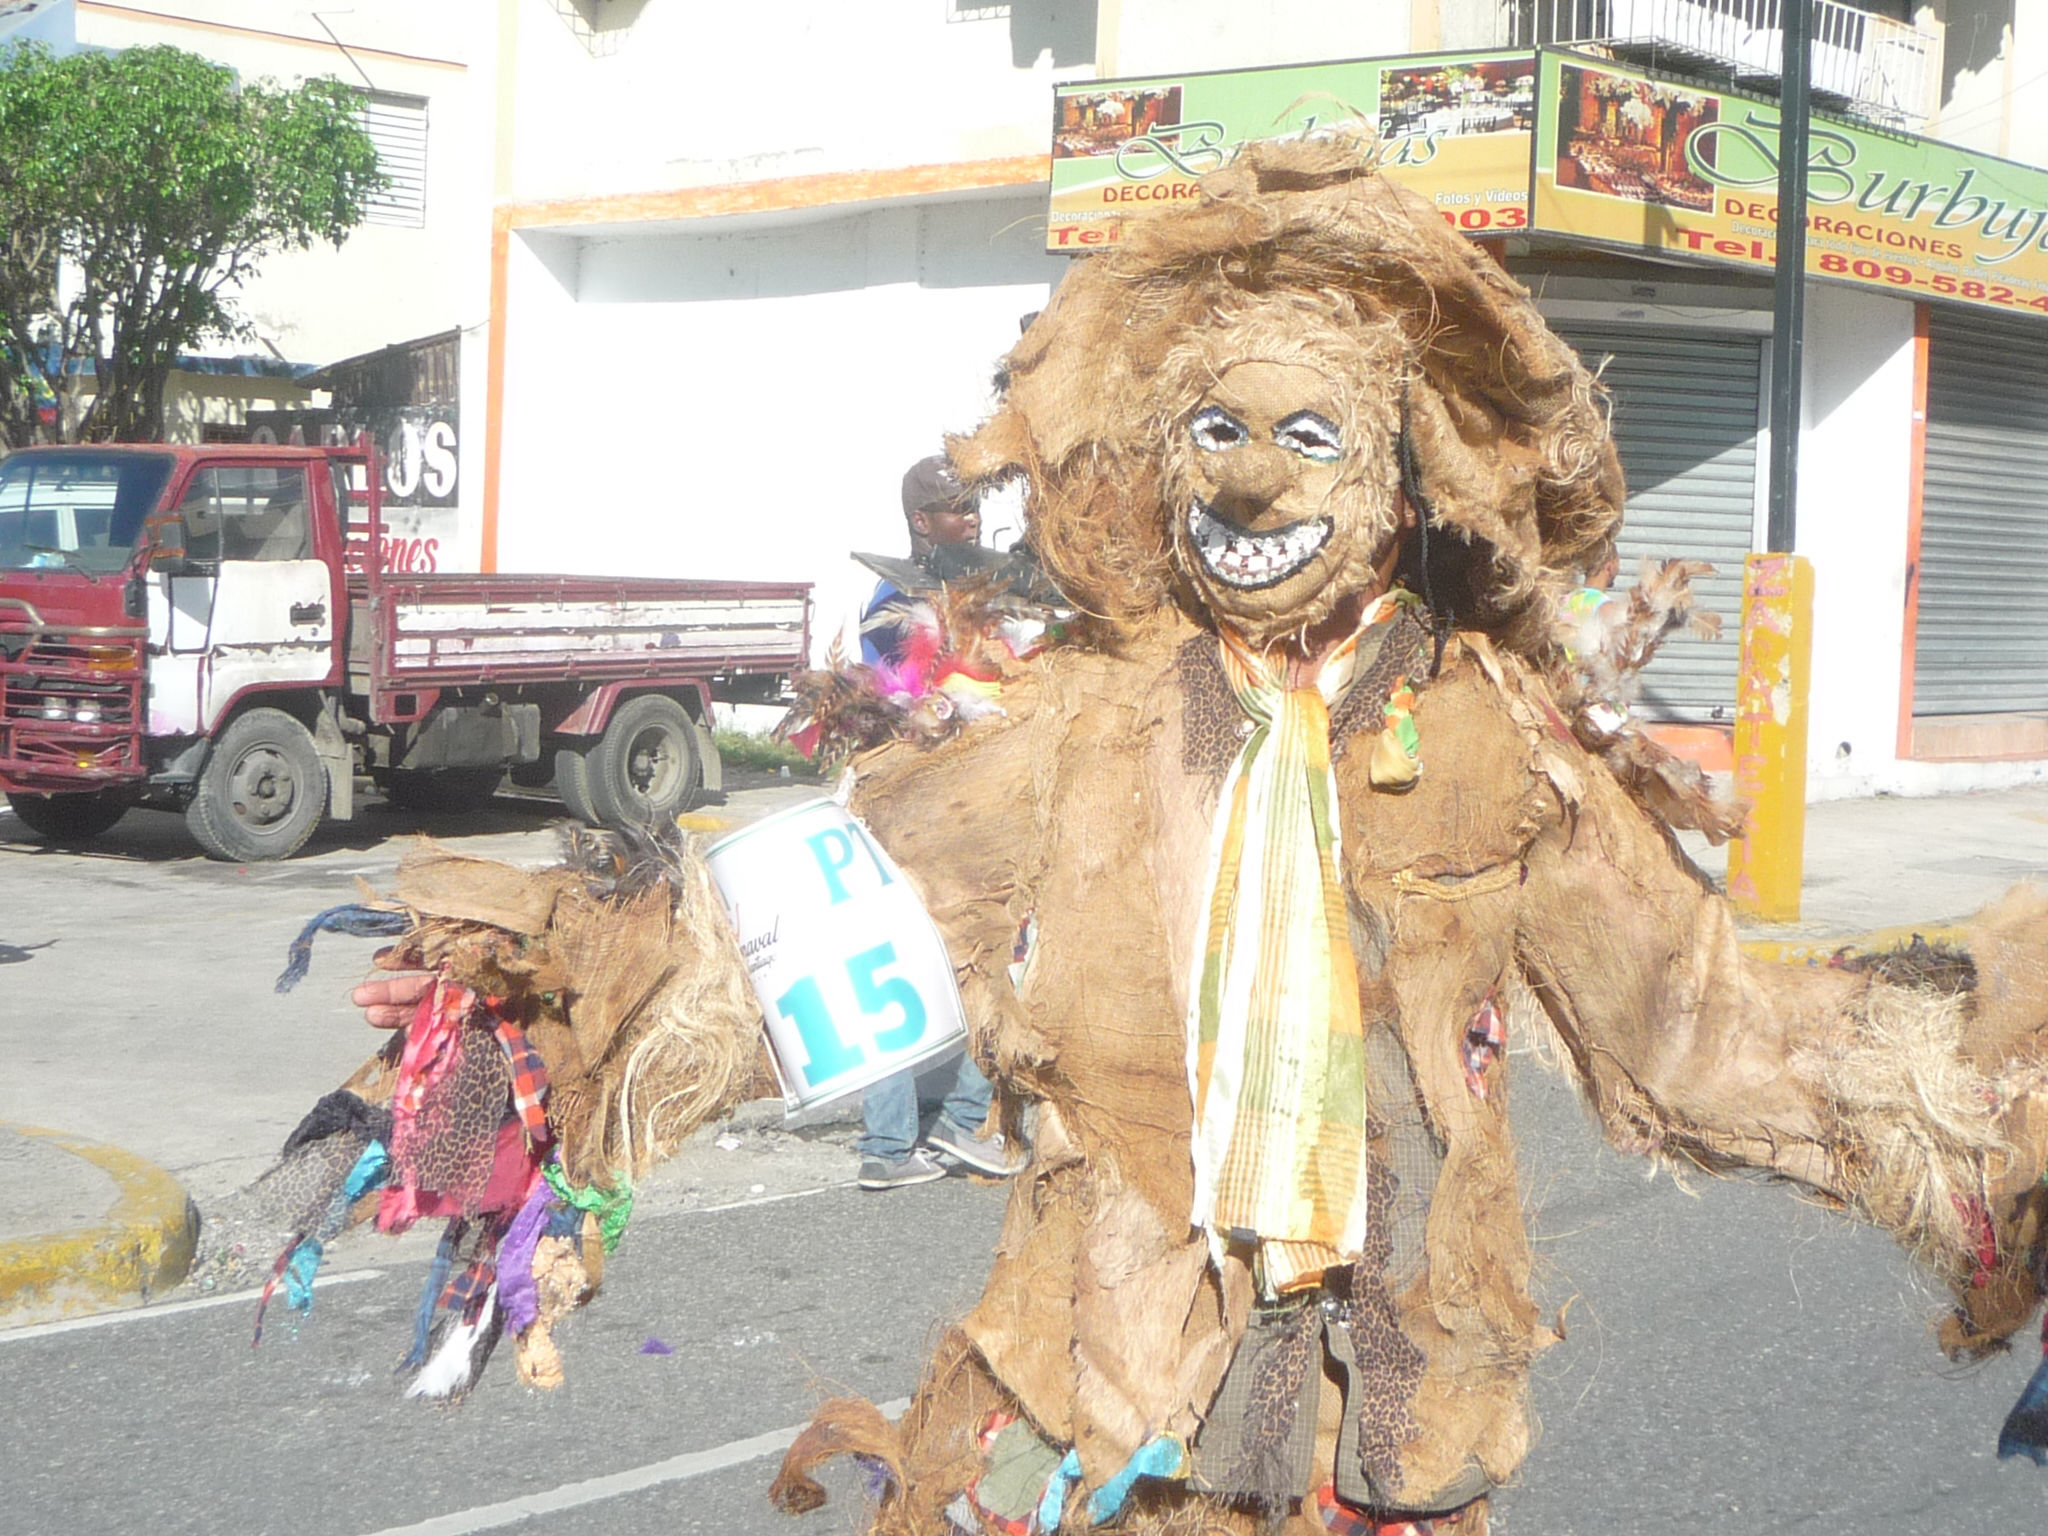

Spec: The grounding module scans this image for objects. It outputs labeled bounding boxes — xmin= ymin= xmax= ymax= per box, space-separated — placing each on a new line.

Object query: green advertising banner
xmin=1530 ymin=50 xmax=2048 ymax=318
xmin=1048 ymin=51 xmax=1537 ymax=252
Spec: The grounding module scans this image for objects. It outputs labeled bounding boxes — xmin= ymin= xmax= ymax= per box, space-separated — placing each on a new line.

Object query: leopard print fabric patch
xmin=395 ymin=1024 xmax=511 ymax=1216
xmin=1178 ymin=633 xmax=1244 ymax=781
xmin=1178 ymin=608 xmax=1437 ymax=780
xmin=1346 ymin=1153 xmax=1427 ymax=1497
xmin=1226 ymin=1296 xmax=1324 ymax=1505
xmin=1329 ymin=608 xmax=1434 ymax=764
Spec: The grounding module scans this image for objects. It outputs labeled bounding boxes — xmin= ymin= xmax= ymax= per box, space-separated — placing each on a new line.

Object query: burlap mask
xmin=952 ymin=133 xmax=1625 ymax=661
xmin=1156 ymin=296 xmax=1410 ymax=645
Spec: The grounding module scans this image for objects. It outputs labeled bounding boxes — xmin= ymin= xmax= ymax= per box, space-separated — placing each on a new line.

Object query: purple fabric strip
xmin=498 ymin=1178 xmax=554 ymax=1334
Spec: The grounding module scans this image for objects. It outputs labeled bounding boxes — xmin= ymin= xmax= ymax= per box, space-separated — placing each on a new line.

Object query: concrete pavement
xmin=4 ymin=776 xmax=2047 ymax=1322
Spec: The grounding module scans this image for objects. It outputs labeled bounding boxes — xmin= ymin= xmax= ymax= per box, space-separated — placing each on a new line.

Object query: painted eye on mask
xmin=1273 ymin=411 xmax=1342 ymax=463
xmin=1189 ymin=405 xmax=1248 ymax=452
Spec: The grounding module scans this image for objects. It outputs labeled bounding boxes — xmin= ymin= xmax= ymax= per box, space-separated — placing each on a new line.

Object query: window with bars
xmin=360 ymin=91 xmax=429 ymax=228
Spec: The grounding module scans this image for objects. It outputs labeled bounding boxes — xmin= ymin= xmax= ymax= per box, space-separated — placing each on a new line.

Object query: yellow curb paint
xmin=1739 ymin=920 xmax=1969 ymax=968
xmin=675 ymin=813 xmax=734 ymax=834
xmin=0 ymin=1125 xmax=196 ymax=1317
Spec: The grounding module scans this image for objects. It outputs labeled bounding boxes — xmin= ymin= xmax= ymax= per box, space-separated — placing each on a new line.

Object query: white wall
xmin=494 ymin=189 xmax=1066 ymax=657
xmin=506 ymin=0 xmax=1093 ymax=206
xmin=1798 ymin=285 xmax=1917 ymax=799
xmin=1925 ymin=0 xmax=2045 ymax=162
xmin=1104 ymin=1 xmax=1413 ymax=74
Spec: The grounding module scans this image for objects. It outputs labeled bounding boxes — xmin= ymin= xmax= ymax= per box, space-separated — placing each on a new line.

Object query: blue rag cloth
xmin=274 ymin=904 xmax=411 ymax=994
xmin=284 ymin=1139 xmax=390 ymax=1313
xmin=1035 ymin=1435 xmax=1188 ymax=1532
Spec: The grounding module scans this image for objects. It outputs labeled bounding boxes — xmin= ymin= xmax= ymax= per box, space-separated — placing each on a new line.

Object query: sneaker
xmin=857 ymin=1147 xmax=949 ymax=1191
xmin=927 ymin=1116 xmax=1026 ymax=1178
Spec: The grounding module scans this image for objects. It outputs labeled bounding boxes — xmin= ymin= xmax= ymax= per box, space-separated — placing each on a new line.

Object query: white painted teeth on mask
xmin=1188 ymin=503 xmax=1330 ymax=587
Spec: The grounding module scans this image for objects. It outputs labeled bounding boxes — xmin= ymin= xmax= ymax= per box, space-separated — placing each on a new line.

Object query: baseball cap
xmin=901 ymin=454 xmax=971 ymax=516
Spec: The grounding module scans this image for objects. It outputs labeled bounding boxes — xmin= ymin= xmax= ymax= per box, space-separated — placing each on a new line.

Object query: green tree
xmin=0 ymin=42 xmax=381 ymax=447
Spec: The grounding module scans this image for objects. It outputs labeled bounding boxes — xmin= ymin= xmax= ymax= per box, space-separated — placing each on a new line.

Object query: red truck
xmin=0 ymin=443 xmax=811 ymax=860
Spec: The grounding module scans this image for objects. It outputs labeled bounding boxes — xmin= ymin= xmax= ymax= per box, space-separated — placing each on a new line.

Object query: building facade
xmin=50 ymin=2 xmax=2039 ymax=801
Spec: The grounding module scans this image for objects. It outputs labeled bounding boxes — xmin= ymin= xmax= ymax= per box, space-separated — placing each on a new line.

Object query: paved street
xmin=5 ymin=784 xmax=2048 ymax=1532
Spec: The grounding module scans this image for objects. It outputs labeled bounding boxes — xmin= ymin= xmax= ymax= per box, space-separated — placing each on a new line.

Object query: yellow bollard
xmin=1726 ymin=553 xmax=1814 ymax=923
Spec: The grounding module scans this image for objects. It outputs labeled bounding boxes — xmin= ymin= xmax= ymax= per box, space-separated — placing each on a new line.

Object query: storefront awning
xmin=1048 ymin=49 xmax=2048 ymax=324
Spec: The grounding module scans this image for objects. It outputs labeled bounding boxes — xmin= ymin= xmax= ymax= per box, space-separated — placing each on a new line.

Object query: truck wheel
xmin=585 ymin=695 xmax=702 ymax=828
xmin=553 ymin=747 xmax=599 ymax=826
xmin=6 ymin=791 xmax=128 ymax=843
xmin=385 ymin=767 xmax=503 ymax=814
xmin=185 ymin=707 xmax=328 ymax=862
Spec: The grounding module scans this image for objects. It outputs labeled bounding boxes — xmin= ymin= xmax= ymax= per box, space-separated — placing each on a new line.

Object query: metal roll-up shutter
xmin=1913 ymin=310 xmax=2048 ymax=715
xmin=1553 ymin=323 xmax=1763 ymax=721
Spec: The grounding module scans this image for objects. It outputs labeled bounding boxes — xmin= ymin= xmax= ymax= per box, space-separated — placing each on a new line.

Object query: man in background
xmin=854 ymin=454 xmax=1019 ymax=1190
xmin=859 ymin=453 xmax=982 ymax=666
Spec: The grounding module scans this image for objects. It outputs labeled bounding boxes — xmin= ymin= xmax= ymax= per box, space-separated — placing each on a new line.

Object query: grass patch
xmin=714 ymin=727 xmax=823 ymax=777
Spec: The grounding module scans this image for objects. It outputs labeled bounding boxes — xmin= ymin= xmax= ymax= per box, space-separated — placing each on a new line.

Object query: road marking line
xmin=689 ymin=1181 xmax=847 ymax=1216
xmin=360 ymin=1397 xmax=913 ymax=1535
xmin=0 ymin=1268 xmax=385 ymax=1342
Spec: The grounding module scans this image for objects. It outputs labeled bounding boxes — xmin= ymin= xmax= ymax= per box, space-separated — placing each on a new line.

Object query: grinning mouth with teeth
xmin=1186 ymin=499 xmax=1333 ymax=590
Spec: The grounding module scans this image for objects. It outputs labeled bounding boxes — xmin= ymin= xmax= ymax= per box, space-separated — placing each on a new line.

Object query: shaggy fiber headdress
xmin=953 ymin=134 xmax=1625 ymax=653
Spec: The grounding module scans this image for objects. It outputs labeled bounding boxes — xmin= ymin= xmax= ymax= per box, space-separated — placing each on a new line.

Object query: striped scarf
xmin=1187 ymin=600 xmax=1396 ymax=1295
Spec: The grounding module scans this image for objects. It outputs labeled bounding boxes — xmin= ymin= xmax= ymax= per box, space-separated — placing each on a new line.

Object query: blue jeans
xmin=857 ymin=1049 xmax=993 ymax=1161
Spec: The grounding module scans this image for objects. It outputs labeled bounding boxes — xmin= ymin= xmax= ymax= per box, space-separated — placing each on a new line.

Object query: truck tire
xmin=585 ymin=694 xmax=702 ymax=828
xmin=185 ymin=707 xmax=329 ymax=862
xmin=6 ymin=791 xmax=128 ymax=843
xmin=553 ymin=747 xmax=599 ymax=826
xmin=385 ymin=767 xmax=503 ymax=814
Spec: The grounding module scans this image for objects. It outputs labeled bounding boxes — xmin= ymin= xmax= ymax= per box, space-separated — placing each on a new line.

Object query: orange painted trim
xmin=77 ymin=2 xmax=467 ymax=71
xmin=501 ymin=155 xmax=1052 ymax=232
xmin=1642 ymin=723 xmax=1734 ymax=775
xmin=481 ymin=213 xmax=510 ymax=576
xmin=1897 ymin=303 xmax=1930 ymax=759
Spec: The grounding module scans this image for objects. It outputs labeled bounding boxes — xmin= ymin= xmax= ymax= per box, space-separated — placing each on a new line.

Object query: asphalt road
xmin=4 ymin=786 xmax=2048 ymax=1533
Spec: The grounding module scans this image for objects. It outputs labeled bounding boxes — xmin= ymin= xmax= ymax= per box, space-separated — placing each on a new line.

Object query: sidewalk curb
xmin=0 ymin=1124 xmax=198 ymax=1321
xmin=1739 ymin=918 xmax=1970 ymax=966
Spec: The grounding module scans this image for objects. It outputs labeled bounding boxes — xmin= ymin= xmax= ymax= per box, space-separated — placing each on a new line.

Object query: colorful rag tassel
xmin=1997 ymin=1311 xmax=2048 ymax=1464
xmin=405 ymin=1282 xmax=500 ymax=1402
xmin=252 ymin=1138 xmax=392 ymax=1345
xmin=543 ymin=1162 xmax=634 ymax=1254
xmin=1035 ymin=1449 xmax=1083 ymax=1533
xmin=1461 ymin=992 xmax=1507 ymax=1100
xmin=1368 ymin=676 xmax=1422 ymax=790
xmin=1034 ymin=1436 xmax=1187 ymax=1532
xmin=285 ymin=1140 xmax=392 ymax=1312
xmin=497 ymin=1179 xmax=556 ymax=1335
xmin=402 ymin=1223 xmax=463 ymax=1371
xmin=273 ymin=904 xmax=411 ymax=994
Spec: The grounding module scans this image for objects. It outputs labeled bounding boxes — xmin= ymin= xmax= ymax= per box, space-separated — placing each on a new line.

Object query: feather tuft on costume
xmin=1554 ymin=558 xmax=1748 ymax=843
xmin=404 ymin=1283 xmax=502 ymax=1403
xmin=780 ymin=571 xmax=1065 ymax=766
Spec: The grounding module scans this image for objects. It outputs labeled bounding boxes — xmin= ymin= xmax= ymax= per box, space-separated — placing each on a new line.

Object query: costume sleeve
xmin=1514 ymin=735 xmax=2048 ymax=1352
xmin=846 ymin=695 xmax=1044 ymax=1075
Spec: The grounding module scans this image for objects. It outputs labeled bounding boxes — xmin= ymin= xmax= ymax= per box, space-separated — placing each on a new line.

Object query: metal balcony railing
xmin=1504 ymin=0 xmax=1946 ymax=129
